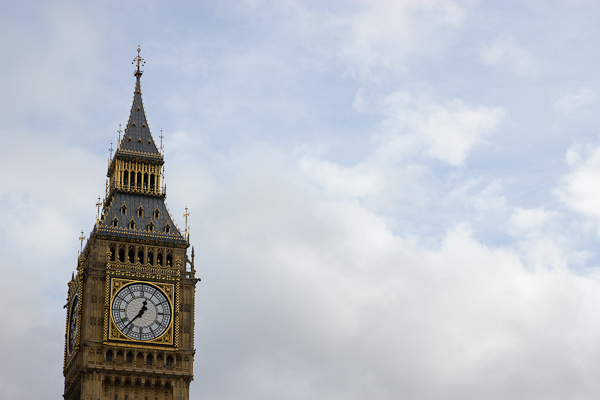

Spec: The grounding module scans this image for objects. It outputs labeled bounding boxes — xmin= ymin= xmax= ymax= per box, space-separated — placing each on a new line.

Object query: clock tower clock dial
xmin=111 ymin=282 xmax=172 ymax=341
xmin=67 ymin=296 xmax=79 ymax=356
xmin=63 ymin=47 xmax=198 ymax=400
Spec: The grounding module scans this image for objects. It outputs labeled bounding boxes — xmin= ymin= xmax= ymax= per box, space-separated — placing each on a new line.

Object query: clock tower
xmin=64 ymin=47 xmax=199 ymax=400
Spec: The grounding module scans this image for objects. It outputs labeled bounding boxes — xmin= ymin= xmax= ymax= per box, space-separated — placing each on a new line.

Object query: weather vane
xmin=132 ymin=45 xmax=146 ymax=75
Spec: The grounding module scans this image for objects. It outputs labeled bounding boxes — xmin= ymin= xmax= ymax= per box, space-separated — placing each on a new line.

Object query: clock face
xmin=111 ymin=282 xmax=172 ymax=341
xmin=68 ymin=296 xmax=79 ymax=355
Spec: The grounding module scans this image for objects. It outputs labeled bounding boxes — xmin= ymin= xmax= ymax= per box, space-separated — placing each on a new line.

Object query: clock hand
xmin=122 ymin=315 xmax=139 ymax=331
xmin=122 ymin=300 xmax=149 ymax=331
xmin=139 ymin=300 xmax=148 ymax=316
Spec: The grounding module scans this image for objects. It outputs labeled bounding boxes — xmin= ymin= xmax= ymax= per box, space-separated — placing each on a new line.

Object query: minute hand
xmin=123 ymin=300 xmax=148 ymax=331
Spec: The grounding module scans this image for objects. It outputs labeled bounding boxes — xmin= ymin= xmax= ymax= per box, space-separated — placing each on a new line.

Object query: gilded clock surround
xmin=65 ymin=273 xmax=83 ymax=361
xmin=63 ymin=47 xmax=198 ymax=400
xmin=68 ymin=295 xmax=79 ymax=354
xmin=106 ymin=278 xmax=176 ymax=347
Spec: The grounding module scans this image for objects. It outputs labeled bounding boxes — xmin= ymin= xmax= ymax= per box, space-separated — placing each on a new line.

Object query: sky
xmin=1 ymin=1 xmax=600 ymax=399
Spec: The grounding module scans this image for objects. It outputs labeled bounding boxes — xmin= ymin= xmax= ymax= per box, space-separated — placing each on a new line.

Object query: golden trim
xmin=102 ymin=341 xmax=180 ymax=352
xmin=175 ymin=282 xmax=181 ymax=348
xmin=107 ymin=278 xmax=176 ymax=347
xmin=107 ymin=261 xmax=180 ymax=277
xmin=66 ymin=295 xmax=78 ymax=358
xmin=63 ymin=273 xmax=83 ymax=371
xmin=75 ymin=274 xmax=83 ymax=352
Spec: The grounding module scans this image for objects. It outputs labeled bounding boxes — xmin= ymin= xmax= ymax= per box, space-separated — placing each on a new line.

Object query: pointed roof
xmin=95 ymin=47 xmax=188 ymax=248
xmin=95 ymin=192 xmax=188 ymax=246
xmin=112 ymin=48 xmax=163 ymax=164
xmin=118 ymin=72 xmax=161 ymax=155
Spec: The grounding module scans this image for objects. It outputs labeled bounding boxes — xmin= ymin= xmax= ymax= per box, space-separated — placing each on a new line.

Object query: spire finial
xmin=160 ymin=128 xmax=164 ymax=155
xmin=79 ymin=230 xmax=85 ymax=253
xmin=184 ymin=206 xmax=190 ymax=241
xmin=96 ymin=196 xmax=102 ymax=220
xmin=132 ymin=45 xmax=145 ymax=77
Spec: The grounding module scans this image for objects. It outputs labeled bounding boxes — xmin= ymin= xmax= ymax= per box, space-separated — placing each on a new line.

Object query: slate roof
xmin=114 ymin=71 xmax=162 ymax=161
xmin=96 ymin=193 xmax=187 ymax=246
xmin=95 ymin=69 xmax=187 ymax=247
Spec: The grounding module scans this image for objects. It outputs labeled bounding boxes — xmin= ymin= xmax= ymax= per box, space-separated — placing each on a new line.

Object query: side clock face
xmin=68 ymin=296 xmax=79 ymax=355
xmin=111 ymin=282 xmax=172 ymax=341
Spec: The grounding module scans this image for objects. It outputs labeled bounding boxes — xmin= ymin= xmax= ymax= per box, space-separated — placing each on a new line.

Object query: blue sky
xmin=2 ymin=1 xmax=600 ymax=399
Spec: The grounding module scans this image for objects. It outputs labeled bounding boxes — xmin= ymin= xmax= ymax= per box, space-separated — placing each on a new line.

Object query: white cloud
xmin=196 ymin=155 xmax=600 ymax=398
xmin=558 ymin=144 xmax=600 ymax=227
xmin=555 ymin=87 xmax=598 ymax=113
xmin=480 ymin=33 xmax=538 ymax=76
xmin=299 ymin=157 xmax=382 ymax=198
xmin=508 ymin=207 xmax=557 ymax=237
xmin=335 ymin=0 xmax=466 ymax=80
xmin=507 ymin=207 xmax=569 ymax=271
xmin=296 ymin=90 xmax=505 ymax=217
xmin=447 ymin=179 xmax=508 ymax=219
xmin=376 ymin=91 xmax=505 ymax=166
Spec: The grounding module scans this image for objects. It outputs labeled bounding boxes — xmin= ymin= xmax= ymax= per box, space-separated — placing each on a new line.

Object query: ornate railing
xmin=110 ymin=181 xmax=166 ymax=197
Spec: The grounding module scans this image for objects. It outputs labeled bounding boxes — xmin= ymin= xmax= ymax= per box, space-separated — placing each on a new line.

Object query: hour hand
xmin=138 ymin=300 xmax=148 ymax=317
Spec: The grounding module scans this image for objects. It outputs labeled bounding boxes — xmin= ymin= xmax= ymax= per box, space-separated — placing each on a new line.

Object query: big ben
xmin=64 ymin=47 xmax=199 ymax=400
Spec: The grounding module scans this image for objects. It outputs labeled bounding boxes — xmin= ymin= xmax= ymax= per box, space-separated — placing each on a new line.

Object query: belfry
xmin=64 ymin=47 xmax=198 ymax=400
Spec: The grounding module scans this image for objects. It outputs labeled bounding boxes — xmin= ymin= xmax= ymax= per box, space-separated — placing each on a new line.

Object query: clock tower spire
xmin=63 ymin=47 xmax=199 ymax=400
